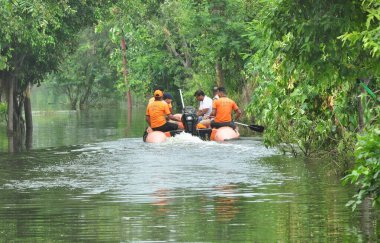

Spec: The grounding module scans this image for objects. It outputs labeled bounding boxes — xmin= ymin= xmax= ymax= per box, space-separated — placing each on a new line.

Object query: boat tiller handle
xmin=179 ymin=89 xmax=185 ymax=110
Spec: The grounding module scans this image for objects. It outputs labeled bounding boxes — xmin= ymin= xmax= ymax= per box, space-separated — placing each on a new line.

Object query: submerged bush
xmin=343 ymin=129 xmax=380 ymax=210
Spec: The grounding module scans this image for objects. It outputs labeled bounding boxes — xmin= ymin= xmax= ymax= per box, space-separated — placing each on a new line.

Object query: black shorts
xmin=210 ymin=120 xmax=236 ymax=129
xmin=152 ymin=122 xmax=179 ymax=132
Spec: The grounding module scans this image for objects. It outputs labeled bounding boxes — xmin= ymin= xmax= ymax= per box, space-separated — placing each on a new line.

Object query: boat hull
xmin=145 ymin=131 xmax=169 ymax=143
xmin=211 ymin=127 xmax=240 ymax=141
xmin=143 ymin=126 xmax=239 ymax=143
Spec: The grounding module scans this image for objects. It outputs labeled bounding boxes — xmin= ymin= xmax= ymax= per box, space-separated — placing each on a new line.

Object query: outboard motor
xmin=181 ymin=106 xmax=198 ymax=135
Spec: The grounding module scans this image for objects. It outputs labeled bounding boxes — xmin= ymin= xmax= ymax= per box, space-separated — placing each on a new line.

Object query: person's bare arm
xmin=234 ymin=109 xmax=242 ymax=121
xmin=168 ymin=114 xmax=181 ymax=122
xmin=197 ymin=108 xmax=210 ymax=116
xmin=210 ymin=108 xmax=216 ymax=118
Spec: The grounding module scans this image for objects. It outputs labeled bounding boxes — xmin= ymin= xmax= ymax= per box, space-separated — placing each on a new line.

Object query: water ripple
xmin=1 ymin=136 xmax=287 ymax=204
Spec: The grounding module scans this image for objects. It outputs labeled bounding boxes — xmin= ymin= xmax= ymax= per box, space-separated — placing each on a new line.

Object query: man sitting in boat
xmin=194 ymin=89 xmax=213 ymax=121
xmin=146 ymin=90 xmax=181 ymax=132
xmin=148 ymin=86 xmax=164 ymax=104
xmin=212 ymin=86 xmax=219 ymax=100
xmin=163 ymin=93 xmax=173 ymax=114
xmin=210 ymin=87 xmax=242 ymax=129
xmin=149 ymin=88 xmax=174 ymax=114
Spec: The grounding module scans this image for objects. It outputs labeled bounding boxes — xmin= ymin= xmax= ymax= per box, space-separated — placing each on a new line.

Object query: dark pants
xmin=210 ymin=120 xmax=236 ymax=129
xmin=152 ymin=122 xmax=179 ymax=132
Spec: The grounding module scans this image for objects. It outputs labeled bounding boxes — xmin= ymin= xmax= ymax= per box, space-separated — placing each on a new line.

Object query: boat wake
xmin=165 ymin=132 xmax=205 ymax=144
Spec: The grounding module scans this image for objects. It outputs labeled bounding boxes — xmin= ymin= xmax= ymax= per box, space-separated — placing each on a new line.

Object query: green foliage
xmin=343 ymin=129 xmax=380 ymax=211
xmin=45 ymin=27 xmax=119 ymax=110
xmin=0 ymin=0 xmax=103 ymax=74
xmin=339 ymin=0 xmax=380 ymax=57
xmin=99 ymin=0 xmax=251 ymax=100
xmin=0 ymin=102 xmax=6 ymax=122
xmin=0 ymin=0 xmax=109 ymax=136
xmin=243 ymin=1 xmax=380 ymax=214
xmin=244 ymin=0 xmax=380 ymax=157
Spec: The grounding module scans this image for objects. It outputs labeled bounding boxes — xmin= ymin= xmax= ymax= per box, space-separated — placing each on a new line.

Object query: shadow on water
xmin=0 ymin=132 xmax=379 ymax=241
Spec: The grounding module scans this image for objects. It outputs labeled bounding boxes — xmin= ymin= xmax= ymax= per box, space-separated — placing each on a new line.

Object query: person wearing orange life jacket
xmin=149 ymin=86 xmax=164 ymax=104
xmin=210 ymin=87 xmax=242 ymax=129
xmin=148 ymin=87 xmax=173 ymax=113
xmin=212 ymin=86 xmax=219 ymax=100
xmin=146 ymin=90 xmax=180 ymax=132
xmin=163 ymin=93 xmax=173 ymax=114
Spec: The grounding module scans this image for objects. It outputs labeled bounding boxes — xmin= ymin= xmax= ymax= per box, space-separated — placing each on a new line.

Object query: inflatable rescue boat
xmin=143 ymin=106 xmax=239 ymax=143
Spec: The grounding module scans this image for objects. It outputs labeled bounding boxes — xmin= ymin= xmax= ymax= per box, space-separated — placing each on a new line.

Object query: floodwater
xmin=0 ymin=106 xmax=379 ymax=242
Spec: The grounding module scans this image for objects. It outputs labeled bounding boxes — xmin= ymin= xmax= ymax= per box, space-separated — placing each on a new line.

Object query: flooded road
xmin=0 ymin=107 xmax=378 ymax=242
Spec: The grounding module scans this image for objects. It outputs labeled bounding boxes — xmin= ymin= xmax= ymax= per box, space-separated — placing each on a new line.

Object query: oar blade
xmin=248 ymin=124 xmax=264 ymax=132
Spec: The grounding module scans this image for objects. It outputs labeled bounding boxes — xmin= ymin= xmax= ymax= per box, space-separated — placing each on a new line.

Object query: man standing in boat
xmin=210 ymin=87 xmax=242 ymax=129
xmin=146 ymin=90 xmax=180 ymax=132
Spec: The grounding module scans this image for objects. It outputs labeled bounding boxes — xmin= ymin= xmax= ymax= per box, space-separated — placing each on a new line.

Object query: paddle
xmin=235 ymin=122 xmax=265 ymax=133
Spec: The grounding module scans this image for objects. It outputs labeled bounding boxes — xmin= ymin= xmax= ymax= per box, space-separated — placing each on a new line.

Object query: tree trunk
xmin=24 ymin=82 xmax=33 ymax=130
xmin=79 ymin=72 xmax=95 ymax=110
xmin=121 ymin=33 xmax=132 ymax=110
xmin=215 ymin=59 xmax=224 ymax=87
xmin=66 ymin=86 xmax=78 ymax=110
xmin=7 ymin=78 xmax=13 ymax=137
xmin=7 ymin=78 xmax=14 ymax=152
xmin=14 ymin=90 xmax=26 ymax=152
xmin=357 ymin=94 xmax=364 ymax=133
xmin=24 ymin=82 xmax=33 ymax=150
xmin=357 ymin=78 xmax=370 ymax=133
xmin=71 ymin=99 xmax=77 ymax=110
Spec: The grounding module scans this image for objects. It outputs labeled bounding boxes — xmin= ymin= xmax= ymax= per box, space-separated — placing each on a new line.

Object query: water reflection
xmin=214 ymin=184 xmax=240 ymax=222
xmin=0 ymin=134 xmax=378 ymax=241
xmin=0 ymin=106 xmax=146 ymax=152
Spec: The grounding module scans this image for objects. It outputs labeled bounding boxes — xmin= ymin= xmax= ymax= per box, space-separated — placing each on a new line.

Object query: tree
xmin=100 ymin=0 xmax=254 ymax=106
xmin=339 ymin=0 xmax=380 ymax=209
xmin=46 ymin=27 xmax=119 ymax=110
xmin=340 ymin=0 xmax=380 ymax=58
xmin=0 ymin=0 xmax=106 ymax=151
xmin=245 ymin=0 xmax=380 ymax=156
